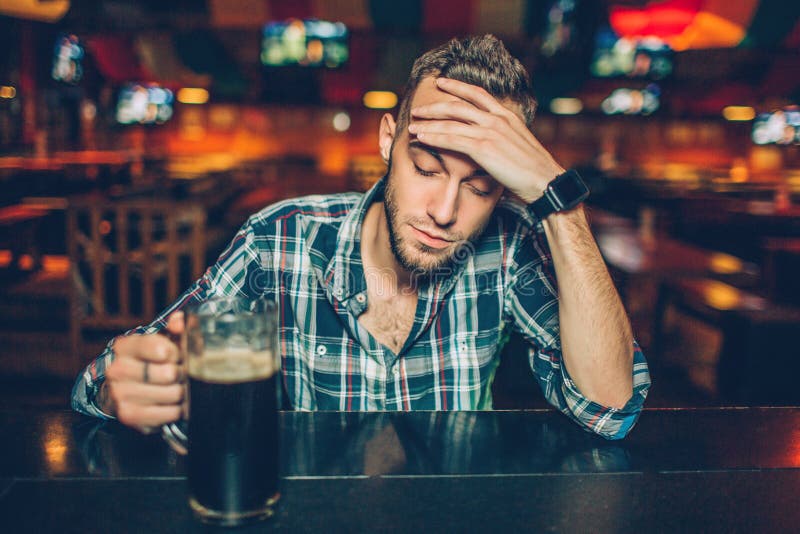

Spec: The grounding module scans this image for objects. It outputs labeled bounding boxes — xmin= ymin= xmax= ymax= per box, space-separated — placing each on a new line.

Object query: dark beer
xmin=187 ymin=351 xmax=279 ymax=525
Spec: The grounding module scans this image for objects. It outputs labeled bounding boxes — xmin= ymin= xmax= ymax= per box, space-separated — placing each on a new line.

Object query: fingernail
xmin=436 ymin=77 xmax=447 ymax=85
xmin=408 ymin=124 xmax=418 ymax=132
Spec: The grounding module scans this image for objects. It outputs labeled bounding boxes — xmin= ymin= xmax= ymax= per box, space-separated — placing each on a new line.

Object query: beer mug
xmin=162 ymin=296 xmax=280 ymax=526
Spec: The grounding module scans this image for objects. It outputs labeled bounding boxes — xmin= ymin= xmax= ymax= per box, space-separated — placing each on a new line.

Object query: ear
xmin=378 ymin=113 xmax=397 ymax=164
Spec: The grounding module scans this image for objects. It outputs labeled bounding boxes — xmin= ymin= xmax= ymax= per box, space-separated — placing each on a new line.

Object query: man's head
xmin=378 ymin=35 xmax=537 ymax=276
xmin=395 ymin=35 xmax=537 ymax=134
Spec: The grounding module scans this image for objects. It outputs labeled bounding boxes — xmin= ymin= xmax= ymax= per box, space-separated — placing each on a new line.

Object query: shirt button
xmin=355 ymin=293 xmax=366 ymax=303
xmin=392 ymin=366 xmax=399 ymax=377
xmin=334 ymin=288 xmax=343 ymax=298
xmin=459 ymin=342 xmax=468 ymax=352
xmin=316 ymin=345 xmax=327 ymax=356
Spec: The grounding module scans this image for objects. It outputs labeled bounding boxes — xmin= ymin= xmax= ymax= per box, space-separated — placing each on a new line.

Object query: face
xmin=378 ymin=77 xmax=505 ymax=276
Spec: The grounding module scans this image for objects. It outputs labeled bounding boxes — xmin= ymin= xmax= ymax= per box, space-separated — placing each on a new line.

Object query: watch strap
xmin=528 ymin=169 xmax=588 ymax=220
xmin=529 ymin=186 xmax=560 ymax=219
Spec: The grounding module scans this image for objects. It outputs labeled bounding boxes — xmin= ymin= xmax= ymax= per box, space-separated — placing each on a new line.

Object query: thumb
xmin=166 ymin=311 xmax=184 ymax=335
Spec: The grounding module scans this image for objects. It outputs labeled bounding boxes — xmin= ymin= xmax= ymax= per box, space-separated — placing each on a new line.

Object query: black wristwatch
xmin=528 ymin=169 xmax=590 ymax=219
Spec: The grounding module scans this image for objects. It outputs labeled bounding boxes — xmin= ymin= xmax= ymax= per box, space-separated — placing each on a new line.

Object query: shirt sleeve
xmin=71 ymin=217 xmax=268 ymax=418
xmin=503 ymin=221 xmax=651 ymax=440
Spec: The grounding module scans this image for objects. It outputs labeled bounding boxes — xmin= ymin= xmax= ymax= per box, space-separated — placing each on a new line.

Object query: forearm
xmin=541 ymin=205 xmax=634 ymax=408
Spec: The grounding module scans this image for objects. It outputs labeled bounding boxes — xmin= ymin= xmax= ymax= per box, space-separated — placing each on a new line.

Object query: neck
xmin=361 ymin=201 xmax=416 ymax=293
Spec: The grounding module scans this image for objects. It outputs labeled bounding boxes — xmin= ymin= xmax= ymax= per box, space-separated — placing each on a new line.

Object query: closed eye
xmin=467 ymin=184 xmax=490 ymax=197
xmin=414 ymin=164 xmax=437 ymax=177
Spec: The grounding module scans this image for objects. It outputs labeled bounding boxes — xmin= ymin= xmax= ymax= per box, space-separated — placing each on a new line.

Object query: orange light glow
xmin=42 ymin=418 xmax=70 ymax=475
xmin=363 ymin=91 xmax=398 ymax=110
xmin=722 ymin=106 xmax=756 ymax=121
xmin=701 ymin=281 xmax=741 ymax=310
xmin=709 ymin=253 xmax=743 ymax=274
xmin=0 ymin=86 xmax=16 ymax=99
xmin=18 ymin=254 xmax=35 ymax=270
xmin=669 ymin=13 xmax=746 ymax=51
xmin=177 ymin=88 xmax=210 ymax=105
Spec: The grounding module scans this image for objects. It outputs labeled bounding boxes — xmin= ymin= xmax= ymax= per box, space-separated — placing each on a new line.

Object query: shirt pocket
xmin=294 ymin=330 xmax=366 ymax=409
xmin=452 ymin=329 xmax=501 ymax=373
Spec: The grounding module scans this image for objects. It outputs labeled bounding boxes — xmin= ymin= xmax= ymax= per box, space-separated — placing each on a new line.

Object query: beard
xmin=382 ymin=162 xmax=488 ymax=279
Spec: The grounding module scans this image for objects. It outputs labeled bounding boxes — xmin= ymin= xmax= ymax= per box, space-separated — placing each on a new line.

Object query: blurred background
xmin=1 ymin=0 xmax=799 ymax=410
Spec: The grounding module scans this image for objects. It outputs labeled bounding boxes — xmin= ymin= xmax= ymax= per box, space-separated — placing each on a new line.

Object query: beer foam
xmin=189 ymin=349 xmax=278 ymax=383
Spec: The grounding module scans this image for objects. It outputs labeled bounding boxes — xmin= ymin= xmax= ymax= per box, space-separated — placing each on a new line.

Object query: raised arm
xmin=408 ymin=77 xmax=647 ymax=416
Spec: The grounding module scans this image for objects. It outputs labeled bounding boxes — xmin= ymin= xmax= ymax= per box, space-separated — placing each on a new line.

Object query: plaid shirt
xmin=72 ymin=178 xmax=650 ymax=439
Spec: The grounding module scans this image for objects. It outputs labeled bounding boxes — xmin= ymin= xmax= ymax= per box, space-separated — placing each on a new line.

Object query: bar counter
xmin=1 ymin=407 xmax=799 ymax=532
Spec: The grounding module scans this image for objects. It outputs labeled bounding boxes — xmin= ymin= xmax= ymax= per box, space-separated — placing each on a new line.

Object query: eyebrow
xmin=408 ymin=140 xmax=490 ymax=179
xmin=408 ymin=140 xmax=445 ymax=168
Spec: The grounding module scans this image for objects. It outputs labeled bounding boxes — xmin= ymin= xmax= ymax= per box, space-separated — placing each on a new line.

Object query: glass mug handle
xmin=162 ymin=421 xmax=188 ymax=455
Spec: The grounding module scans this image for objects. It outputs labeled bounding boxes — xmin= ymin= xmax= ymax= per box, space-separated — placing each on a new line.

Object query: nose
xmin=427 ymin=178 xmax=459 ymax=227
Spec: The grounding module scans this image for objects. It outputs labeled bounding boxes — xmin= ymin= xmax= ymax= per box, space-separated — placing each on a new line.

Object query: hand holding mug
xmin=100 ymin=313 xmax=186 ymax=433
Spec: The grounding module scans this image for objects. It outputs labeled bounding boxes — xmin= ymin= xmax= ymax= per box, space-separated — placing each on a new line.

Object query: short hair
xmin=396 ymin=34 xmax=537 ymax=132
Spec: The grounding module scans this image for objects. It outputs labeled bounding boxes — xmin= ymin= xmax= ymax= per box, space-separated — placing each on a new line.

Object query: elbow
xmin=600 ymin=380 xmax=634 ymax=410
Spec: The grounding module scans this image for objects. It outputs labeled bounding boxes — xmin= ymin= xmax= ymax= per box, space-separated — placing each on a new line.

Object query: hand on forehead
xmin=409 ymin=77 xmax=526 ymax=125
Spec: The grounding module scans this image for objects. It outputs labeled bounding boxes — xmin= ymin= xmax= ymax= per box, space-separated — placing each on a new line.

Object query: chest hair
xmin=358 ymin=292 xmax=417 ymax=354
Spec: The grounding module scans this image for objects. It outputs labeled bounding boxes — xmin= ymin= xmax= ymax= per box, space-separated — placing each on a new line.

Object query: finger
xmin=117 ymin=403 xmax=183 ymax=429
xmin=410 ymin=120 xmax=484 ymax=141
xmin=435 ymin=78 xmax=511 ymax=115
xmin=108 ymin=357 xmax=183 ymax=385
xmin=412 ymin=121 xmax=530 ymax=159
xmin=411 ymin=100 xmax=491 ymax=125
xmin=166 ymin=311 xmax=184 ymax=335
xmin=110 ymin=381 xmax=185 ymax=406
xmin=412 ymin=99 xmax=532 ymax=147
xmin=114 ymin=333 xmax=180 ymax=364
xmin=408 ymin=132 xmax=478 ymax=157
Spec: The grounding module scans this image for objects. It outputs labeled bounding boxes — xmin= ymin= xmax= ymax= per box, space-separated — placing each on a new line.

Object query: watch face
xmin=553 ymin=171 xmax=589 ymax=207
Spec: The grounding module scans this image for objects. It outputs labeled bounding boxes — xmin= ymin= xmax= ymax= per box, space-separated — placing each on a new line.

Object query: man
xmin=72 ymin=35 xmax=650 ymax=439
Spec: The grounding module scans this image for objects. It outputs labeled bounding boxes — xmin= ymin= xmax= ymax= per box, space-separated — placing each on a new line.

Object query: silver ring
xmin=143 ymin=361 xmax=150 ymax=384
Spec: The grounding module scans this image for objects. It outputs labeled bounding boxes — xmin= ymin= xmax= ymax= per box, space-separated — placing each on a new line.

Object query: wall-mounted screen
xmin=261 ymin=19 xmax=348 ymax=68
xmin=591 ymin=28 xmax=672 ymax=80
xmin=52 ymin=33 xmax=84 ymax=84
xmin=752 ymin=107 xmax=800 ymax=145
xmin=115 ymin=83 xmax=174 ymax=125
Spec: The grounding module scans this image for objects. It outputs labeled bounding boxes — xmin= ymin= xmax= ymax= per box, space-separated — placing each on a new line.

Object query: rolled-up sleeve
xmin=503 ymin=222 xmax=651 ymax=440
xmin=71 ymin=217 xmax=267 ymax=418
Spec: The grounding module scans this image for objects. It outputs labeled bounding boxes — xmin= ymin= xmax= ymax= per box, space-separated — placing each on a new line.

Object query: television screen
xmin=601 ymin=85 xmax=660 ymax=115
xmin=261 ymin=19 xmax=348 ymax=68
xmin=752 ymin=107 xmax=800 ymax=145
xmin=115 ymin=84 xmax=174 ymax=125
xmin=52 ymin=34 xmax=84 ymax=84
xmin=591 ymin=28 xmax=672 ymax=80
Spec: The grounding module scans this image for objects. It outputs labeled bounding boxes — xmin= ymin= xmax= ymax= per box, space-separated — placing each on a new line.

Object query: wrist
xmin=541 ymin=204 xmax=588 ymax=240
xmin=95 ymin=380 xmax=117 ymax=419
xmin=527 ymin=169 xmax=589 ymax=220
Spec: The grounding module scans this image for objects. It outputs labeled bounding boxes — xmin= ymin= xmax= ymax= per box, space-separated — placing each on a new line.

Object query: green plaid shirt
xmin=72 ymin=178 xmax=650 ymax=439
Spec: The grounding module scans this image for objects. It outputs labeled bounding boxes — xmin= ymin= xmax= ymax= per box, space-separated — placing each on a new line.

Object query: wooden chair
xmin=67 ymin=197 xmax=207 ymax=360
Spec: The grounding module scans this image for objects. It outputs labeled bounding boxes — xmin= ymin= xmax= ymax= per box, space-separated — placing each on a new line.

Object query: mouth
xmin=410 ymin=226 xmax=453 ymax=249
